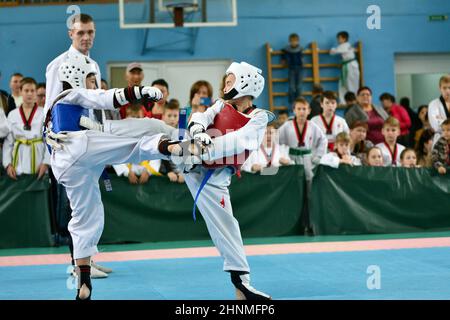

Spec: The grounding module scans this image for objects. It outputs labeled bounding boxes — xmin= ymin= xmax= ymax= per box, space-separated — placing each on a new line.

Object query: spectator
xmin=346 ymin=86 xmax=388 ymax=144
xmin=0 ymin=71 xmax=17 ymax=115
xmin=344 ymin=91 xmax=357 ymax=107
xmin=330 ymin=31 xmax=360 ymax=104
xmin=184 ymin=80 xmax=213 ymax=126
xmin=432 ymin=119 xmax=450 ymax=175
xmin=0 ymin=107 xmax=8 ymax=170
xmin=400 ymin=96 xmax=421 ymax=146
xmin=413 ymin=105 xmax=432 ymax=148
xmin=365 ymin=147 xmax=384 ymax=167
xmin=0 ymin=107 xmax=8 ymax=138
xmin=125 ymin=63 xmax=144 ymax=87
xmin=277 ymin=109 xmax=289 ymax=126
xmin=320 ymin=132 xmax=361 ymax=168
xmin=415 ymin=128 xmax=434 ymax=168
xmin=2 ymin=77 xmax=49 ymax=179
xmin=428 ymin=75 xmax=450 ymax=146
xmin=341 ymin=91 xmax=357 ymax=119
xmin=150 ymin=79 xmax=170 ymax=120
xmin=400 ymin=148 xmax=418 ymax=168
xmin=9 ymin=73 xmax=23 ymax=108
xmin=375 ymin=117 xmax=405 ymax=167
xmin=379 ymin=92 xmax=411 ymax=146
xmin=100 ymin=79 xmax=108 ymax=90
xmin=119 ymin=63 xmax=150 ymax=119
xmin=308 ymin=83 xmax=323 ymax=119
xmin=349 ymin=120 xmax=373 ymax=163
xmin=281 ymin=33 xmax=304 ymax=105
xmin=36 ymin=83 xmax=46 ymax=108
xmin=311 ymin=91 xmax=349 ymax=152
xmin=218 ymin=74 xmax=227 ymax=99
xmin=279 ymin=97 xmax=327 ymax=167
xmin=242 ymin=122 xmax=292 ymax=174
xmin=98 ymin=79 xmax=120 ymax=121
xmin=161 ymin=100 xmax=184 ymax=183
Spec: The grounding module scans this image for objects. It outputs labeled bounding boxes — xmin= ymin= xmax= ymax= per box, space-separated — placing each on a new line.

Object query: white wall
xmin=395 ymin=54 xmax=450 ymax=109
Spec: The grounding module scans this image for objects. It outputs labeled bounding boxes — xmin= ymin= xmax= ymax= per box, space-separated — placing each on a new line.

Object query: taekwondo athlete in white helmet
xmin=44 ymin=52 xmax=188 ymax=300
xmin=180 ymin=61 xmax=274 ymax=300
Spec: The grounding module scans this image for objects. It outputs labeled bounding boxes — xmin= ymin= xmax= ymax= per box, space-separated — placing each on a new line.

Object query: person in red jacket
xmin=379 ymin=93 xmax=411 ymax=146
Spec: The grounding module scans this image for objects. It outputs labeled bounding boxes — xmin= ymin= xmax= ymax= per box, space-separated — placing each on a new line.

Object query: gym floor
xmin=1 ymin=232 xmax=450 ymax=300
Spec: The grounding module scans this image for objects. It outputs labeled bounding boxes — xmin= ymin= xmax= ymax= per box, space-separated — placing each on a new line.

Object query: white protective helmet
xmin=58 ymin=53 xmax=97 ymax=89
xmin=224 ymin=61 xmax=265 ymax=100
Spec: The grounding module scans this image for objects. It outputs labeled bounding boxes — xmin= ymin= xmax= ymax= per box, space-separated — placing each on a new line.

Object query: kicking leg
xmin=183 ymin=167 xmax=271 ymax=300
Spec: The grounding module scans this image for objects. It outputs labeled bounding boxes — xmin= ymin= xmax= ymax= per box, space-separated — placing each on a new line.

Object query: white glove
xmin=189 ymin=123 xmax=205 ymax=136
xmin=193 ymin=132 xmax=212 ymax=146
xmin=142 ymin=86 xmax=163 ymax=102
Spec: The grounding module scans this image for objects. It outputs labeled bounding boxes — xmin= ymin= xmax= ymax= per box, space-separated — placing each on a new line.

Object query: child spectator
xmin=161 ymin=99 xmax=184 ymax=183
xmin=429 ymin=75 xmax=450 ymax=146
xmin=2 ymin=77 xmax=49 ymax=179
xmin=100 ymin=79 xmax=109 ymax=91
xmin=320 ymin=132 xmax=361 ymax=168
xmin=311 ymin=91 xmax=349 ymax=152
xmin=415 ymin=128 xmax=434 ymax=168
xmin=162 ymin=99 xmax=180 ymax=128
xmin=432 ymin=119 xmax=450 ymax=175
xmin=365 ymin=147 xmax=384 ymax=167
xmin=36 ymin=83 xmax=46 ymax=108
xmin=277 ymin=109 xmax=290 ymax=126
xmin=150 ymin=79 xmax=170 ymax=120
xmin=279 ymin=97 xmax=327 ymax=180
xmin=308 ymin=83 xmax=323 ymax=119
xmin=242 ymin=122 xmax=292 ymax=174
xmin=376 ymin=117 xmax=406 ymax=167
xmin=400 ymin=148 xmax=418 ymax=168
xmin=281 ymin=33 xmax=304 ymax=105
xmin=330 ymin=31 xmax=360 ymax=104
xmin=349 ymin=120 xmax=373 ymax=163
xmin=379 ymin=92 xmax=411 ymax=146
xmin=344 ymin=91 xmax=357 ymax=108
xmin=0 ymin=71 xmax=17 ymax=115
xmin=183 ymin=80 xmax=213 ymax=127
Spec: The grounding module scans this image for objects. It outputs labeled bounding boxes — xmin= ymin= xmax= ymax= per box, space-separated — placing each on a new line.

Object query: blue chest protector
xmin=51 ymin=103 xmax=89 ymax=133
xmin=48 ymin=103 xmax=113 ymax=192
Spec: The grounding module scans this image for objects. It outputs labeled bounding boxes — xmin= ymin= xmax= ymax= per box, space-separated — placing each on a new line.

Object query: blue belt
xmin=192 ymin=168 xmax=215 ymax=221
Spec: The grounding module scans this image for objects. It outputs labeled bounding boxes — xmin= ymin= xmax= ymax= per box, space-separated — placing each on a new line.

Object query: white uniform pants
xmin=339 ymin=60 xmax=360 ymax=103
xmin=51 ymin=130 xmax=166 ymax=259
xmin=183 ymin=166 xmax=250 ymax=273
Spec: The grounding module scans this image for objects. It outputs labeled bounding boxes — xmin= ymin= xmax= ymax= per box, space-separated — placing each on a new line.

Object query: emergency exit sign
xmin=429 ymin=15 xmax=448 ymax=21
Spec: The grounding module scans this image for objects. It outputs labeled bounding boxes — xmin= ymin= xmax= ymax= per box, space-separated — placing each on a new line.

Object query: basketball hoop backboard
xmin=118 ymin=0 xmax=238 ymax=29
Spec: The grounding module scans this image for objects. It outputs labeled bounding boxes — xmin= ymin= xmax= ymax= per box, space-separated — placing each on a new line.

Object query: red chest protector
xmin=203 ymin=103 xmax=254 ymax=170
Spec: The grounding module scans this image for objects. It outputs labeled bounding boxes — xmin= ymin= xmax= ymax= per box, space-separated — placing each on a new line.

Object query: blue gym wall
xmin=1 ymin=0 xmax=449 ymax=108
